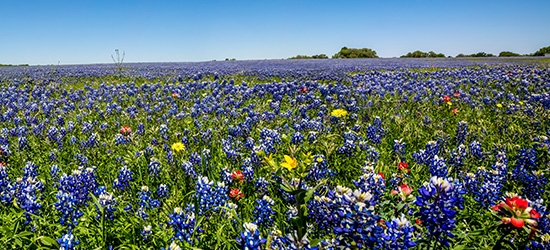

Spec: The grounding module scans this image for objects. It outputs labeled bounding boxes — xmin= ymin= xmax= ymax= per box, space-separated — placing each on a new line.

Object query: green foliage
xmin=401 ymin=50 xmax=446 ymax=58
xmin=332 ymin=47 xmax=378 ymax=58
xmin=456 ymin=52 xmax=495 ymax=57
xmin=0 ymin=64 xmax=29 ymax=67
xmin=533 ymin=45 xmax=550 ymax=56
xmin=498 ymin=51 xmax=521 ymax=57
xmin=289 ymin=54 xmax=328 ymax=59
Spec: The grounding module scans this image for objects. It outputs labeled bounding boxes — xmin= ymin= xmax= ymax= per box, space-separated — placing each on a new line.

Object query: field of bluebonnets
xmin=0 ymin=58 xmax=549 ymax=249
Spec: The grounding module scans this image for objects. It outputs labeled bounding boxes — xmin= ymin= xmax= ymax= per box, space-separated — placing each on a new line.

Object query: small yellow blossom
xmin=446 ymin=101 xmax=452 ymax=106
xmin=281 ymin=155 xmax=298 ymax=171
xmin=519 ymin=101 xmax=524 ymax=105
xmin=496 ymin=103 xmax=503 ymax=108
xmin=171 ymin=142 xmax=186 ymax=152
xmin=331 ymin=109 xmax=348 ymax=118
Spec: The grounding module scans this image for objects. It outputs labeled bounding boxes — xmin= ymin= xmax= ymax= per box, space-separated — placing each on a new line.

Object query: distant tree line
xmin=0 ymin=64 xmax=29 ymax=67
xmin=456 ymin=52 xmax=496 ymax=57
xmin=289 ymin=54 xmax=329 ymax=59
xmin=400 ymin=50 xmax=446 ymax=58
xmin=289 ymin=45 xmax=550 ymax=60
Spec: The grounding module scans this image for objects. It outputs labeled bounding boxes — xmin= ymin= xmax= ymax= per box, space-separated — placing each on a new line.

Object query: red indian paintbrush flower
xmin=231 ymin=170 xmax=245 ymax=184
xmin=443 ymin=95 xmax=451 ymax=103
xmin=120 ymin=126 xmax=132 ymax=136
xmin=492 ymin=195 xmax=539 ymax=230
xmin=229 ymin=188 xmax=244 ymax=200
xmin=398 ymin=162 xmax=410 ymax=173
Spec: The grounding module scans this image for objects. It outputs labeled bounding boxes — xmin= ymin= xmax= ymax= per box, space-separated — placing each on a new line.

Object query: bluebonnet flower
xmin=55 ymin=190 xmax=82 ymax=227
xmin=468 ymin=140 xmax=483 ymax=159
xmin=382 ymin=214 xmax=416 ymax=249
xmin=414 ymin=176 xmax=465 ymax=247
xmin=181 ymin=161 xmax=197 ymax=179
xmin=141 ymin=225 xmax=153 ymax=241
xmin=306 ymin=155 xmax=334 ymax=183
xmin=148 ymin=158 xmax=161 ymax=177
xmin=353 ymin=164 xmax=386 ymax=205
xmin=269 ymin=227 xmax=320 ymax=250
xmin=308 ymin=131 xmax=318 ymax=144
xmin=255 ymin=177 xmax=269 ymax=196
xmin=195 ymin=176 xmax=228 ymax=215
xmin=413 ymin=141 xmax=440 ymax=165
xmin=157 ymin=184 xmax=169 ymax=199
xmin=291 ymin=131 xmax=304 ymax=144
xmin=393 ymin=139 xmax=407 ymax=160
xmin=18 ymin=136 xmax=28 ymax=150
xmin=57 ymin=229 xmax=79 ymax=250
xmin=74 ymin=153 xmax=89 ymax=166
xmin=455 ymin=121 xmax=468 ymax=146
xmin=113 ymin=166 xmax=133 ymax=191
xmin=524 ymin=170 xmax=548 ymax=201
xmin=429 ymin=155 xmax=448 ymax=177
xmin=189 ymin=152 xmax=201 ymax=167
xmin=15 ymin=162 xmax=44 ymax=225
xmin=222 ymin=136 xmax=240 ymax=161
xmin=236 ymin=222 xmax=266 ymax=250
xmin=95 ymin=186 xmax=117 ymax=221
xmin=337 ymin=139 xmax=356 ymax=156
xmin=49 ymin=150 xmax=57 ymax=162
xmin=254 ymin=195 xmax=276 ymax=228
xmin=137 ymin=122 xmax=145 ymax=135
xmin=136 ymin=186 xmax=160 ymax=220
xmin=449 ymin=144 xmax=467 ymax=170
xmin=366 ymin=116 xmax=385 ymax=144
xmin=114 ymin=134 xmax=131 ymax=145
xmin=167 ymin=206 xmax=202 ymax=245
xmin=0 ymin=163 xmax=14 ymax=205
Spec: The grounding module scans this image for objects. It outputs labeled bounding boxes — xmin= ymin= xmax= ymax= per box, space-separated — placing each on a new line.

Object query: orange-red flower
xmin=398 ymin=162 xmax=410 ymax=173
xmin=229 ymin=188 xmax=244 ymax=200
xmin=443 ymin=95 xmax=451 ymax=103
xmin=231 ymin=170 xmax=245 ymax=184
xmin=119 ymin=126 xmax=132 ymax=136
xmin=454 ymin=92 xmax=460 ymax=98
xmin=172 ymin=92 xmax=179 ymax=98
xmin=452 ymin=108 xmax=458 ymax=115
xmin=493 ymin=195 xmax=539 ymax=230
xmin=300 ymin=87 xmax=307 ymax=93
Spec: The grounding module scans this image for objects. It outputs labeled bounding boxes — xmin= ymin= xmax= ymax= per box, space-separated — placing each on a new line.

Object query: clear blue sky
xmin=1 ymin=0 xmax=549 ymax=65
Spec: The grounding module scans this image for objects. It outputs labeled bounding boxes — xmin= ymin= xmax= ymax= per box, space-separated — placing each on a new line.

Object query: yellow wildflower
xmin=496 ymin=103 xmax=503 ymax=108
xmin=281 ymin=155 xmax=298 ymax=171
xmin=331 ymin=109 xmax=348 ymax=118
xmin=171 ymin=142 xmax=186 ymax=152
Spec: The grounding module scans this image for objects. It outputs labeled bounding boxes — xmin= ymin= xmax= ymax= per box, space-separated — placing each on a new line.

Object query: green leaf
xmin=280 ymin=183 xmax=294 ymax=193
xmin=452 ymin=245 xmax=466 ymax=250
xmin=304 ymin=188 xmax=315 ymax=203
xmin=37 ymin=236 xmax=58 ymax=247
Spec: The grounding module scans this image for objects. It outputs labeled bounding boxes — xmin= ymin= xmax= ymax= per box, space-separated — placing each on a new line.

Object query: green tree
xmin=498 ymin=51 xmax=520 ymax=57
xmin=332 ymin=47 xmax=378 ymax=58
xmin=401 ymin=50 xmax=445 ymax=58
xmin=533 ymin=45 xmax=550 ymax=56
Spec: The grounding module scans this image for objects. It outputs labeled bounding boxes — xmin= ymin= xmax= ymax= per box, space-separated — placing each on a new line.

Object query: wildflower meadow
xmin=0 ymin=58 xmax=549 ymax=249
